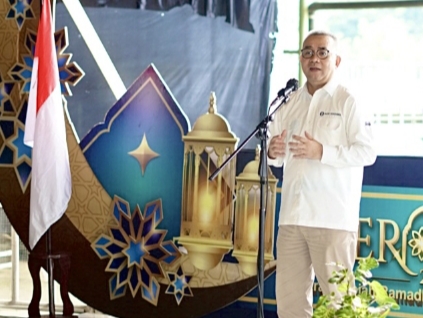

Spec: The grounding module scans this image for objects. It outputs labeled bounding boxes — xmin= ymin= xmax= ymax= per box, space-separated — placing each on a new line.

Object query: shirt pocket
xmin=319 ymin=115 xmax=342 ymax=130
xmin=316 ymin=116 xmax=346 ymax=146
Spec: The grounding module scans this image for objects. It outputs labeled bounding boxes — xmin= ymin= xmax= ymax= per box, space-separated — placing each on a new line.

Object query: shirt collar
xmin=302 ymin=76 xmax=339 ymax=97
xmin=321 ymin=76 xmax=338 ymax=96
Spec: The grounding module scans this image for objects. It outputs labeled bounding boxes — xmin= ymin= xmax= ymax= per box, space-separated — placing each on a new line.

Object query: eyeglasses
xmin=301 ymin=48 xmax=330 ymax=59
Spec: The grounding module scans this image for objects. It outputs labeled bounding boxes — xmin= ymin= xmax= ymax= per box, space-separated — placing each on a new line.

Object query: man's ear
xmin=335 ymin=55 xmax=341 ymax=67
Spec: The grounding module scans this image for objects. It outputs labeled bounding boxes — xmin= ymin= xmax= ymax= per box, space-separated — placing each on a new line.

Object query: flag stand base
xmin=28 ymin=252 xmax=76 ymax=318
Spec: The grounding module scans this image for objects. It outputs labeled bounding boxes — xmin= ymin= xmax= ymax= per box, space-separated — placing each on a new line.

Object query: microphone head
xmin=286 ymin=78 xmax=299 ymax=91
xmin=276 ymin=78 xmax=298 ymax=98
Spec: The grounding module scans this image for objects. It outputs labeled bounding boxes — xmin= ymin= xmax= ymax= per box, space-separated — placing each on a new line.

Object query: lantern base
xmin=177 ymin=236 xmax=232 ymax=271
xmin=232 ymin=250 xmax=274 ymax=276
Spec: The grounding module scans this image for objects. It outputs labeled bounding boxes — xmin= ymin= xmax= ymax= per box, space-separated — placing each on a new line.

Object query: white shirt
xmin=268 ymin=78 xmax=376 ymax=232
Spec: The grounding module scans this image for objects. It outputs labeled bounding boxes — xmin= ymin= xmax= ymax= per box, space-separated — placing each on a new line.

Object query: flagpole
xmin=46 ymin=229 xmax=55 ymax=317
xmin=42 ymin=0 xmax=58 ymax=316
xmin=51 ymin=0 xmax=56 ymax=26
xmin=27 ymin=0 xmax=72 ymax=315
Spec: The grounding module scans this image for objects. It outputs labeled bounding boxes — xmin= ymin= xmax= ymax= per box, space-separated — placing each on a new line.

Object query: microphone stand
xmin=209 ymin=92 xmax=293 ymax=318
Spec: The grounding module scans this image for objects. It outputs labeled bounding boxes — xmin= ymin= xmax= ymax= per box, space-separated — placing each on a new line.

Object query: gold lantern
xmin=232 ymin=146 xmax=277 ymax=275
xmin=178 ymin=92 xmax=239 ymax=271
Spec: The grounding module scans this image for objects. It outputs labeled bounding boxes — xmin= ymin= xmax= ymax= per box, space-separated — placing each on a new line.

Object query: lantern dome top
xmin=238 ymin=146 xmax=277 ymax=180
xmin=186 ymin=92 xmax=237 ymax=140
xmin=241 ymin=146 xmax=261 ymax=176
xmin=240 ymin=145 xmax=260 ymax=179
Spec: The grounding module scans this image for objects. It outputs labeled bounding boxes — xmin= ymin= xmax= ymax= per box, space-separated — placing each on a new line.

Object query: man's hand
xmin=289 ymin=131 xmax=323 ymax=160
xmin=268 ymin=130 xmax=287 ymax=159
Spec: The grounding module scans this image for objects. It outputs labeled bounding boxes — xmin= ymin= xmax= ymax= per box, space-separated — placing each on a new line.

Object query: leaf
xmin=312 ymin=305 xmax=336 ymax=318
xmin=314 ymin=257 xmax=399 ymax=317
xmin=337 ymin=282 xmax=349 ymax=294
xmin=358 ymin=257 xmax=379 ymax=272
xmin=369 ymin=280 xmax=388 ymax=302
xmin=335 ymin=305 xmax=355 ymax=317
xmin=313 ymin=296 xmax=336 ymax=318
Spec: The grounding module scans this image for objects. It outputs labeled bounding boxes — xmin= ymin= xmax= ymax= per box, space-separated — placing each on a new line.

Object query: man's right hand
xmin=268 ymin=130 xmax=287 ymax=159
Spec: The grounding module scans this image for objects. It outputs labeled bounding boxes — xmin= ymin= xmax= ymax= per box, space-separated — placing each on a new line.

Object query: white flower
xmin=357 ymin=268 xmax=372 ymax=278
xmin=367 ymin=306 xmax=385 ymax=314
xmin=362 ymin=270 xmax=373 ymax=278
xmin=352 ymin=297 xmax=363 ymax=308
xmin=348 ymin=286 xmax=357 ymax=295
xmin=326 ymin=262 xmax=346 ymax=270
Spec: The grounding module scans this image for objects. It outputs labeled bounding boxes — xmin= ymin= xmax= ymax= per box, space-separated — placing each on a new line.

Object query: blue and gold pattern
xmin=7 ymin=107 xmax=32 ymax=190
xmin=8 ymin=27 xmax=84 ymax=96
xmin=54 ymin=28 xmax=85 ymax=96
xmin=6 ymin=0 xmax=34 ymax=30
xmin=1 ymin=26 xmax=84 ymax=193
xmin=92 ymin=196 xmax=181 ymax=305
xmin=0 ymin=77 xmax=17 ymax=115
xmin=0 ymin=97 xmax=32 ymax=192
xmin=8 ymin=29 xmax=36 ymax=94
xmin=165 ymin=266 xmax=193 ymax=305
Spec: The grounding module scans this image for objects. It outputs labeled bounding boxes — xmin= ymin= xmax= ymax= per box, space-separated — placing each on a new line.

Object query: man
xmin=268 ymin=30 xmax=377 ymax=317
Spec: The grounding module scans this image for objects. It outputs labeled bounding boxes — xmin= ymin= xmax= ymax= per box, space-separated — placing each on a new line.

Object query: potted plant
xmin=313 ymin=257 xmax=400 ymax=317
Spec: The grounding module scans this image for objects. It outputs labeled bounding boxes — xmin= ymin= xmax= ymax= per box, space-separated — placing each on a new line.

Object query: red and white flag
xmin=24 ymin=0 xmax=71 ymax=250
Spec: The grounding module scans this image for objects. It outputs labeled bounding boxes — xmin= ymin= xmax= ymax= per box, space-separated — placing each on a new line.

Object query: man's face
xmin=300 ymin=35 xmax=341 ymax=89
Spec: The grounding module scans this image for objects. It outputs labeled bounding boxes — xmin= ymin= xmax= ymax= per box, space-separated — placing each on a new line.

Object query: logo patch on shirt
xmin=319 ymin=111 xmax=341 ymax=117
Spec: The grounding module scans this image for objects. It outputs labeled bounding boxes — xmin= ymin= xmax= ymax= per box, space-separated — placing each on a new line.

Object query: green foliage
xmin=313 ymin=257 xmax=400 ymax=318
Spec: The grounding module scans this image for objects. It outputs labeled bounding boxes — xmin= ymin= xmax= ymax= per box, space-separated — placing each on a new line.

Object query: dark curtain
xmin=55 ymin=0 xmax=277 ymax=147
xmin=146 ymin=0 xmax=254 ymax=32
xmin=74 ymin=0 xmax=255 ymax=32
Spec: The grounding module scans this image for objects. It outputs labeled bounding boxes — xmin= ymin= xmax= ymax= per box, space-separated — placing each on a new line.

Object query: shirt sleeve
xmin=320 ymin=95 xmax=377 ymax=168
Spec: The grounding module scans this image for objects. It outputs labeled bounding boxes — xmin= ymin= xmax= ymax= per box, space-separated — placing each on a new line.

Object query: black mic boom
xmin=269 ymin=78 xmax=299 ymax=107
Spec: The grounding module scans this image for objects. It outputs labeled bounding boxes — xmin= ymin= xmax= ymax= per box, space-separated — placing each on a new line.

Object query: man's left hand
xmin=288 ymin=131 xmax=323 ymax=160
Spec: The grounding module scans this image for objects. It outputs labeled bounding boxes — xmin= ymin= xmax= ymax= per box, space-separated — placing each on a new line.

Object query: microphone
xmin=269 ymin=78 xmax=299 ymax=107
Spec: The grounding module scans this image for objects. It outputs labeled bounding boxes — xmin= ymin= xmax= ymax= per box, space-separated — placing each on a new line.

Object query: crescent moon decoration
xmin=0 ymin=2 xmax=276 ymax=317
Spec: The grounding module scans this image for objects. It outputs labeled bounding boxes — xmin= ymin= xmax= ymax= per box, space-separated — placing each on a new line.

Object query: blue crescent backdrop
xmin=80 ymin=65 xmax=189 ymax=241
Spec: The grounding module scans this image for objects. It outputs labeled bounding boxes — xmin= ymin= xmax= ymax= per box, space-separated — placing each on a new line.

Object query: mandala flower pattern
xmin=1 ymin=26 xmax=84 ymax=192
xmin=8 ymin=29 xmax=36 ymax=94
xmin=165 ymin=266 xmax=193 ymax=305
xmin=0 ymin=79 xmax=17 ymax=115
xmin=92 ymin=196 xmax=181 ymax=305
xmin=8 ymin=28 xmax=84 ymax=96
xmin=0 ymin=96 xmax=32 ymax=192
xmin=408 ymin=227 xmax=423 ymax=262
xmin=6 ymin=0 xmax=34 ymax=30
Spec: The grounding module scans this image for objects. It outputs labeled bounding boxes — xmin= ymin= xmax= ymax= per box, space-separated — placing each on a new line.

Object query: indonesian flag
xmin=24 ymin=0 xmax=71 ymax=250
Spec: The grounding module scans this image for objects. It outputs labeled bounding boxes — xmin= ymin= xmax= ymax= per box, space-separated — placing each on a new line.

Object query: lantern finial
xmin=255 ymin=145 xmax=261 ymax=161
xmin=209 ymin=92 xmax=216 ymax=114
